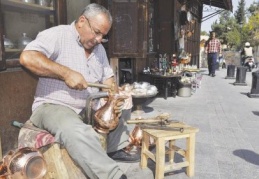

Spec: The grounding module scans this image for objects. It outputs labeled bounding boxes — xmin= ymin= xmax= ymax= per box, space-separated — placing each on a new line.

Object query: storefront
xmin=0 ymin=0 xmax=232 ymax=157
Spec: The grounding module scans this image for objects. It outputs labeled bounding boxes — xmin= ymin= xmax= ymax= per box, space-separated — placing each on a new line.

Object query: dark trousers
xmin=207 ymin=53 xmax=217 ymax=75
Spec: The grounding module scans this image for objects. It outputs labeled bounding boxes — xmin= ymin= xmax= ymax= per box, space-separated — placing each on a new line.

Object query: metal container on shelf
xmin=18 ymin=33 xmax=32 ymax=49
xmin=21 ymin=0 xmax=35 ymax=4
xmin=3 ymin=35 xmax=15 ymax=49
xmin=35 ymin=0 xmax=51 ymax=7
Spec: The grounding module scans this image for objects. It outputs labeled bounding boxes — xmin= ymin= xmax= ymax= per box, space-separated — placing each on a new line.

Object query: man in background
xmin=204 ymin=31 xmax=222 ymax=77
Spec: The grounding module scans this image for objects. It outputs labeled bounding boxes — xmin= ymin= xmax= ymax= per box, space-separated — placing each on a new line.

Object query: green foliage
xmin=226 ymin=28 xmax=241 ymax=49
xmin=200 ymin=31 xmax=208 ymax=36
xmin=243 ymin=12 xmax=259 ymax=46
xmin=211 ymin=11 xmax=242 ymax=50
xmin=205 ymin=0 xmax=259 ymax=51
xmin=248 ymin=1 xmax=259 ymax=15
xmin=234 ymin=0 xmax=246 ymax=25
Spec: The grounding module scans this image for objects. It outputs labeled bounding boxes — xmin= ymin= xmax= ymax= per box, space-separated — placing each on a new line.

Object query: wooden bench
xmin=140 ymin=122 xmax=199 ymax=179
xmin=17 ymin=120 xmax=107 ymax=179
xmin=40 ymin=143 xmax=87 ymax=179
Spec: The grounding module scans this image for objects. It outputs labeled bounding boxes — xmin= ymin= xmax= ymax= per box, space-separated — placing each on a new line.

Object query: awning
xmin=202 ymin=0 xmax=233 ymax=11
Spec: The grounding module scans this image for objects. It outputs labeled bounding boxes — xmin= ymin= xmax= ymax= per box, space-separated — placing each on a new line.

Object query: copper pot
xmin=0 ymin=162 xmax=7 ymax=179
xmin=94 ymin=93 xmax=127 ymax=134
xmin=0 ymin=147 xmax=46 ymax=179
xmin=129 ymin=125 xmax=143 ymax=147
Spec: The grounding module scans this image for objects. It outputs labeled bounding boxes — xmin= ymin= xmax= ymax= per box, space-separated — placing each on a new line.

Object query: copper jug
xmin=94 ymin=93 xmax=127 ymax=134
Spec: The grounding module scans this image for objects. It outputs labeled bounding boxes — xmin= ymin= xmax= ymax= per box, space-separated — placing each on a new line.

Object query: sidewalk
xmin=121 ymin=67 xmax=259 ymax=179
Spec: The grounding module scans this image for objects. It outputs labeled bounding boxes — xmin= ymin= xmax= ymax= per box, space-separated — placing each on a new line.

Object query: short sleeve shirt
xmin=205 ymin=38 xmax=221 ymax=53
xmin=24 ymin=22 xmax=114 ymax=114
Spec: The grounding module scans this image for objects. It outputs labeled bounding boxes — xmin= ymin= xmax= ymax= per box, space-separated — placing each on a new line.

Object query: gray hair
xmin=81 ymin=3 xmax=112 ymax=24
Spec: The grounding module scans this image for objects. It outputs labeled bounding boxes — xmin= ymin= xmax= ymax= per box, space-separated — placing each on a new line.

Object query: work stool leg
xmin=140 ymin=132 xmax=149 ymax=169
xmin=168 ymin=140 xmax=176 ymax=164
xmin=186 ymin=133 xmax=196 ymax=177
xmin=155 ymin=138 xmax=165 ymax=179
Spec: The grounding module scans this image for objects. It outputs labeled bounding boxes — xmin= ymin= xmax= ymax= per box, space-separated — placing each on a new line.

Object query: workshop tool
xmin=138 ymin=123 xmax=184 ymax=133
xmin=125 ymin=114 xmax=184 ymax=152
xmin=127 ymin=113 xmax=184 ymax=133
xmin=127 ymin=113 xmax=171 ymax=124
xmin=87 ymin=82 xmax=117 ymax=94
xmin=88 ymin=83 xmax=111 ymax=89
xmin=127 ymin=118 xmax=179 ymax=125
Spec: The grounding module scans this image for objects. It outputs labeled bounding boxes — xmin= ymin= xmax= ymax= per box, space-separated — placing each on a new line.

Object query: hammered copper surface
xmin=94 ymin=93 xmax=127 ymax=134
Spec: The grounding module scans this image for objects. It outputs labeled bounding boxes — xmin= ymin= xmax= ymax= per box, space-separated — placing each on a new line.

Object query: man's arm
xmin=20 ymin=50 xmax=88 ymax=90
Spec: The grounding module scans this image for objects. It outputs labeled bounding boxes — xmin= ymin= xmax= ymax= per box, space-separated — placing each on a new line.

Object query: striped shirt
xmin=205 ymin=38 xmax=221 ymax=54
xmin=24 ymin=22 xmax=114 ymax=114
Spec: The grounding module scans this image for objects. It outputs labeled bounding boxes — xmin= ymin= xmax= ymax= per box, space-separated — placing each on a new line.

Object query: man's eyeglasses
xmin=84 ymin=16 xmax=104 ymax=39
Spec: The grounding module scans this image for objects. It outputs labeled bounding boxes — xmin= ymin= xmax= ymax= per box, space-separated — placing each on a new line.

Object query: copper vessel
xmin=94 ymin=93 xmax=127 ymax=134
xmin=0 ymin=147 xmax=46 ymax=179
xmin=124 ymin=125 xmax=143 ymax=152
xmin=129 ymin=125 xmax=143 ymax=147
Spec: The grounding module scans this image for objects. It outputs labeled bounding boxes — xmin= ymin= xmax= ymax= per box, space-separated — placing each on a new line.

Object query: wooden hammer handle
xmin=88 ymin=83 xmax=111 ymax=89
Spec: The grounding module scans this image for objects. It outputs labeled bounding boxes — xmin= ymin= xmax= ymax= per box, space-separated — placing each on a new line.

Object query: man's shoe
xmin=212 ymin=74 xmax=216 ymax=77
xmin=107 ymin=149 xmax=140 ymax=163
xmin=120 ymin=174 xmax=127 ymax=179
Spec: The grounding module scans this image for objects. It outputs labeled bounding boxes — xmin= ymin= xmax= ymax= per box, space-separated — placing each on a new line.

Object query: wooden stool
xmin=140 ymin=122 xmax=199 ymax=179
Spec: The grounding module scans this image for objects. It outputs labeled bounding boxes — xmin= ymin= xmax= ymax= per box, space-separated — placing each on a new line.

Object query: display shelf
xmin=5 ymin=48 xmax=22 ymax=53
xmin=0 ymin=0 xmax=67 ymax=70
xmin=2 ymin=0 xmax=54 ymax=13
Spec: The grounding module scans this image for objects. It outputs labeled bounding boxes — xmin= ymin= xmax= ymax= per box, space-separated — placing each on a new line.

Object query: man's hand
xmin=64 ymin=70 xmax=88 ymax=90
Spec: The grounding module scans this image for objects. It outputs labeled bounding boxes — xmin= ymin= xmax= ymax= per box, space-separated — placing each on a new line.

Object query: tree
xmin=235 ymin=0 xmax=246 ymax=25
xmin=226 ymin=28 xmax=241 ymax=49
xmin=200 ymin=31 xmax=208 ymax=36
xmin=211 ymin=11 xmax=240 ymax=48
xmin=248 ymin=1 xmax=259 ymax=16
xmin=205 ymin=0 xmax=259 ymax=51
xmin=243 ymin=12 xmax=259 ymax=46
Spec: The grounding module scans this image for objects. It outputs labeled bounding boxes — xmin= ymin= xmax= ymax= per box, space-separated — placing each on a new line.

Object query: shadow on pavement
xmin=252 ymin=111 xmax=259 ymax=116
xmin=146 ymin=149 xmax=187 ymax=178
xmin=240 ymin=92 xmax=249 ymax=96
xmin=233 ymin=149 xmax=259 ymax=165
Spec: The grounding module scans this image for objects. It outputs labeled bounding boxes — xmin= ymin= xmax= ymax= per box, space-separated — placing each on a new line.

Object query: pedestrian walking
xmin=204 ymin=31 xmax=222 ymax=77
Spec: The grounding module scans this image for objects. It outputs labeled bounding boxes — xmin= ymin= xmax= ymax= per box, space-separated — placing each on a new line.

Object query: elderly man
xmin=19 ymin=3 xmax=138 ymax=179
